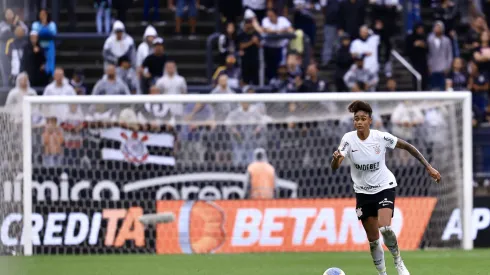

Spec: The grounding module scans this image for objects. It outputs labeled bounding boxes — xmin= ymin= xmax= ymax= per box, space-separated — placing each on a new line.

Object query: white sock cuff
xmin=369 ymin=238 xmax=381 ymax=245
xmin=379 ymin=226 xmax=393 ymax=234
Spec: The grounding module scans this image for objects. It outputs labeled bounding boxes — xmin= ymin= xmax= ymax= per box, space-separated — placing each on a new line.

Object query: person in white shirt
xmin=243 ymin=0 xmax=269 ymax=22
xmin=261 ymin=8 xmax=294 ymax=80
xmin=155 ymin=61 xmax=187 ymax=118
xmin=136 ymin=25 xmax=157 ymax=67
xmin=331 ymin=100 xmax=441 ymax=275
xmin=350 ymin=25 xmax=380 ymax=75
xmin=42 ymin=68 xmax=77 ymax=120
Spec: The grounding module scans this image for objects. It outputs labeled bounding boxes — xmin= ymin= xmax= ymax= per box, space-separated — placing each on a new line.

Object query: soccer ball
xmin=323 ymin=267 xmax=346 ymax=275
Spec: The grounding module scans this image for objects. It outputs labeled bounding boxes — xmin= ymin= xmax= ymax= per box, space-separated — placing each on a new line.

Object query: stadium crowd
xmin=0 ymin=0 xmax=489 ymax=191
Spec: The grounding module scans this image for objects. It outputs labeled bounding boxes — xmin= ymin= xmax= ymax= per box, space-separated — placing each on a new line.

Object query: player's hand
xmin=332 ymin=150 xmax=343 ymax=161
xmin=427 ymin=165 xmax=441 ymax=183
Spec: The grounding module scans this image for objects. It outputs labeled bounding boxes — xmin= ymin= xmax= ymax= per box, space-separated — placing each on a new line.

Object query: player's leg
xmin=362 ymin=217 xmax=387 ymax=275
xmin=378 ymin=189 xmax=410 ymax=275
xmin=357 ymin=193 xmax=387 ymax=275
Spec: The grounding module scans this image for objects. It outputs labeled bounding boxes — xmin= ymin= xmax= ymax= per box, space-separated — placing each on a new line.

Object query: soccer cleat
xmin=395 ymin=260 xmax=410 ymax=275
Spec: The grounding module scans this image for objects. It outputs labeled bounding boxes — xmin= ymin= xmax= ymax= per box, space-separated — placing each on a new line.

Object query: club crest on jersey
xmin=356 ymin=207 xmax=363 ymax=218
xmin=120 ymin=131 xmax=149 ymax=165
xmin=374 ymin=144 xmax=381 ymax=154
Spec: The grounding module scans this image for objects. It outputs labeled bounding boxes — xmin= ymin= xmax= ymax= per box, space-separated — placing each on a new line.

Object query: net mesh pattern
xmin=0 ymin=98 xmax=465 ymax=254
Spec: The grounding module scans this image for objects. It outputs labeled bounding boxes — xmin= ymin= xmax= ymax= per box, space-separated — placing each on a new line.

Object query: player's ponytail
xmin=348 ymin=100 xmax=373 ymax=117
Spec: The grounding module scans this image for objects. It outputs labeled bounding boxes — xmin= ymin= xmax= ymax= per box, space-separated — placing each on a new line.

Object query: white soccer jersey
xmin=337 ymin=130 xmax=398 ymax=194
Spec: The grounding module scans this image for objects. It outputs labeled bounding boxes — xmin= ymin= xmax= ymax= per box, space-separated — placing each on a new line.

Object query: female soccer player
xmin=331 ymin=101 xmax=441 ymax=275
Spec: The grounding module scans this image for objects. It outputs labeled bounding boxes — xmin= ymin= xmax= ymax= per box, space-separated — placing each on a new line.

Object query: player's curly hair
xmin=348 ymin=100 xmax=372 ymax=117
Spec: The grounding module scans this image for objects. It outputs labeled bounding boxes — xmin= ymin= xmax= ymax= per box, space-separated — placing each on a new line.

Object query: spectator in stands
xmin=243 ymin=85 xmax=267 ymax=115
xmin=153 ymin=61 xmax=187 ymax=118
xmin=473 ymin=31 xmax=490 ymax=76
xmin=320 ymin=0 xmax=341 ymax=66
xmin=350 ymin=25 xmax=380 ymax=75
xmin=32 ymin=9 xmax=57 ymax=76
xmin=468 ymin=60 xmax=489 ymax=113
xmin=103 ymin=20 xmax=135 ymax=68
xmin=433 ymin=0 xmax=459 ymax=38
xmin=261 ymin=8 xmax=294 ymax=81
xmin=188 ymin=75 xmax=236 ymax=121
xmin=343 ymin=55 xmax=379 ymax=92
xmin=243 ymin=0 xmax=267 ymax=22
xmin=93 ymin=64 xmax=131 ymax=95
xmin=141 ymin=37 xmax=167 ymax=93
xmin=288 ymin=74 xmax=309 ymax=93
xmin=95 ymin=0 xmax=112 ymax=34
xmin=60 ymin=103 xmax=85 ymax=166
xmin=136 ymin=25 xmax=158 ymax=67
xmin=446 ymin=58 xmax=468 ymax=91
xmin=238 ymin=16 xmax=261 ymax=85
xmin=70 ymin=68 xmax=87 ymax=95
xmin=218 ymin=22 xmax=238 ymax=65
xmin=292 ymin=0 xmax=316 ymax=48
xmin=212 ymin=54 xmax=241 ymax=91
xmin=5 ymin=73 xmax=37 ymax=112
xmin=225 ymin=101 xmax=267 ymax=166
xmin=335 ymin=34 xmax=353 ymax=92
xmin=386 ymin=77 xmax=397 ymax=92
xmin=390 ymin=100 xmax=424 ymax=165
xmin=156 ymin=61 xmax=187 ymax=95
xmin=465 ymin=15 xmax=487 ymax=52
xmin=7 ymin=26 xmax=27 ymax=83
xmin=143 ymin=0 xmax=165 ymax=26
xmin=21 ymin=31 xmax=48 ymax=89
xmin=270 ymin=65 xmax=289 ymax=93
xmin=117 ymin=56 xmax=139 ymax=94
xmin=51 ymin=0 xmax=76 ymax=31
xmin=371 ymin=0 xmax=399 ymax=77
xmin=338 ymin=0 xmax=366 ymax=39
xmin=304 ymin=63 xmax=327 ymax=92
xmin=113 ymin=0 xmax=132 ymax=23
xmin=0 ymin=9 xmax=28 ymax=41
xmin=42 ymin=116 xmax=64 ymax=167
xmin=433 ymin=0 xmax=460 ymax=57
xmin=405 ymin=22 xmax=429 ymax=90
xmin=175 ymin=0 xmax=197 ymax=39
xmin=43 ymin=68 xmax=76 ymax=96
xmin=427 ymin=21 xmax=453 ymax=91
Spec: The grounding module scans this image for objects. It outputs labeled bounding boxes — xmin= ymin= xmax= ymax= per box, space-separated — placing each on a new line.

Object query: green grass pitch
xmin=3 ymin=250 xmax=490 ymax=275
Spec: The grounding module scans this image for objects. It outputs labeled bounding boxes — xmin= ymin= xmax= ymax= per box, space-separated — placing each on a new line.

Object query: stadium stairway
xmin=56 ymin=0 xmax=216 ymax=88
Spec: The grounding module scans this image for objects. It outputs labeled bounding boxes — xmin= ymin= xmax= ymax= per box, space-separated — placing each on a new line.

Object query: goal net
xmin=3 ymin=92 xmax=472 ymax=255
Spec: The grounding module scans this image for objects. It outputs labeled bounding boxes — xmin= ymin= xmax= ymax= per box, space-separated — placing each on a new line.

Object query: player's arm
xmin=395 ymin=138 xmax=442 ymax=182
xmin=331 ymin=150 xmax=345 ymax=171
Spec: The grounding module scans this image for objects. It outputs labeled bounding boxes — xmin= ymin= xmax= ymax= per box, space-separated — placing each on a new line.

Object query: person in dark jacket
xmin=321 ymin=0 xmax=340 ymax=66
xmin=405 ymin=22 xmax=429 ymax=90
xmin=6 ymin=26 xmax=27 ymax=82
xmin=335 ymin=34 xmax=353 ymax=92
xmin=21 ymin=31 xmax=49 ymax=90
xmin=218 ymin=22 xmax=238 ymax=65
xmin=338 ymin=0 xmax=366 ymax=39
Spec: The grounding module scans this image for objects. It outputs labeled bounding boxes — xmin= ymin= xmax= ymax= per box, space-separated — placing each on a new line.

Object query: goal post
xmin=18 ymin=92 xmax=472 ymax=255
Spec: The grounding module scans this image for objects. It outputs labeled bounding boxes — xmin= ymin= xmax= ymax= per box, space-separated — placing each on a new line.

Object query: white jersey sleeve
xmin=337 ymin=133 xmax=351 ymax=158
xmin=380 ymin=131 xmax=398 ymax=150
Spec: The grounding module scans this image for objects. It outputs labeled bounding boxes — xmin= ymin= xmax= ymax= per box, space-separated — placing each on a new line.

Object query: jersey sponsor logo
xmin=354 ymin=162 xmax=380 ymax=172
xmin=379 ymin=198 xmax=393 ymax=207
xmin=358 ymin=184 xmax=381 ymax=191
xmin=384 ymin=136 xmax=394 ymax=145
